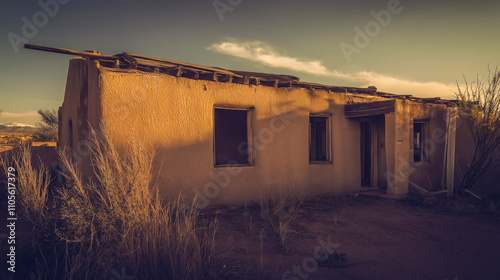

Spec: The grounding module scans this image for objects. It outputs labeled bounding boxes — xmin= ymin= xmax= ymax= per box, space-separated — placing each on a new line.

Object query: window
xmin=214 ymin=107 xmax=252 ymax=166
xmin=309 ymin=115 xmax=331 ymax=163
xmin=413 ymin=122 xmax=428 ymax=162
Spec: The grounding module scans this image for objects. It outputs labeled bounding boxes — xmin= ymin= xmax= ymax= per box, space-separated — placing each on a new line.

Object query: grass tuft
xmin=259 ymin=189 xmax=303 ymax=254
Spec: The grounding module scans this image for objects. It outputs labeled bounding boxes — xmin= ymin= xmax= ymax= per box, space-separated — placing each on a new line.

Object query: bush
xmin=456 ymin=67 xmax=500 ymax=190
xmin=32 ymin=109 xmax=58 ymax=142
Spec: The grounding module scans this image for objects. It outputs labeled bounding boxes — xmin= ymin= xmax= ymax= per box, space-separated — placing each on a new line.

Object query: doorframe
xmin=360 ymin=119 xmax=378 ymax=188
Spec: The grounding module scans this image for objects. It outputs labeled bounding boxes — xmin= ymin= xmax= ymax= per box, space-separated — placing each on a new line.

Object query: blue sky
xmin=1 ymin=0 xmax=499 ymax=125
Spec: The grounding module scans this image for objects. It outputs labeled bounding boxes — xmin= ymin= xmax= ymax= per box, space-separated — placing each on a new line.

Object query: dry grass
xmin=3 ymin=128 xmax=220 ymax=280
xmin=238 ymin=229 xmax=283 ymax=280
xmin=1 ymin=145 xmax=50 ymax=227
xmin=243 ymin=205 xmax=254 ymax=232
xmin=259 ymin=190 xmax=303 ymax=254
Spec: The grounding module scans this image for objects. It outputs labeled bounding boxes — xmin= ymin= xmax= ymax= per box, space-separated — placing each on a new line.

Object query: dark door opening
xmin=360 ymin=122 xmax=372 ymax=187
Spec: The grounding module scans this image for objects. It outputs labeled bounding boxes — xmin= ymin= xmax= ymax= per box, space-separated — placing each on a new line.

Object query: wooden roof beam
xmin=345 ymin=99 xmax=396 ymax=119
xmin=24 ymin=44 xmax=117 ymax=60
xmin=125 ymin=52 xmax=242 ymax=78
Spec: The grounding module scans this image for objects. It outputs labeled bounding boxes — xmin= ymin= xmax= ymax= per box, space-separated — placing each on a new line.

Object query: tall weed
xmin=7 ymin=129 xmax=219 ymax=279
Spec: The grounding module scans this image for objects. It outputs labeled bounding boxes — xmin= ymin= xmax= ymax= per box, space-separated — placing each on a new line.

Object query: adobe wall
xmin=58 ymin=58 xmax=101 ymax=180
xmin=59 ymin=58 xmax=481 ymax=204
xmin=97 ymin=67 xmax=363 ymax=205
xmin=407 ymin=101 xmax=449 ymax=191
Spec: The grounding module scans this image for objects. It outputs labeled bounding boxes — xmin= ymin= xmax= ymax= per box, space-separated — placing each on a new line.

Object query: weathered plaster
xmin=58 ymin=58 xmax=487 ymax=205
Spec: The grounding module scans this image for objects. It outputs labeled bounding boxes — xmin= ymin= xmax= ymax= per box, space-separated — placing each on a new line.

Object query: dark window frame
xmin=309 ymin=114 xmax=332 ymax=164
xmin=413 ymin=121 xmax=429 ymax=163
xmin=213 ymin=106 xmax=253 ymax=167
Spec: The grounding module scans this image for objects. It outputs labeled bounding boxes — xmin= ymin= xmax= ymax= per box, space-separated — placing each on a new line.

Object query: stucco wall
xmin=59 ymin=58 xmax=101 ymax=180
xmin=97 ymin=67 xmax=363 ymax=205
xmin=407 ymin=101 xmax=448 ymax=191
xmin=59 ymin=58 xmax=479 ymax=204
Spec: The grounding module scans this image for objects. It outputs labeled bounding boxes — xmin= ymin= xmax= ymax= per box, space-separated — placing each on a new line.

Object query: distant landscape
xmin=0 ymin=122 xmax=35 ymax=133
xmin=0 ymin=123 xmax=35 ymax=146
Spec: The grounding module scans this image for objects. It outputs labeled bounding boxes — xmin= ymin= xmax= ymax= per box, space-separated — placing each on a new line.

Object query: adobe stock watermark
xmin=339 ymin=0 xmax=407 ymax=63
xmin=213 ymin=0 xmax=243 ymax=22
xmin=282 ymin=235 xmax=341 ymax=280
xmin=7 ymin=0 xmax=71 ymax=54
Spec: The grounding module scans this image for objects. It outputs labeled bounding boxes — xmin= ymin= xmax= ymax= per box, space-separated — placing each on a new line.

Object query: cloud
xmin=1 ymin=111 xmax=38 ymax=118
xmin=354 ymin=72 xmax=457 ymax=98
xmin=208 ymin=40 xmax=457 ymax=98
xmin=208 ymin=41 xmax=352 ymax=79
xmin=0 ymin=111 xmax=39 ymax=125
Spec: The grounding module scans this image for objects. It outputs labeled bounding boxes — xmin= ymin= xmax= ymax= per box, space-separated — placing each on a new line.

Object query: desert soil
xmin=213 ymin=195 xmax=500 ymax=280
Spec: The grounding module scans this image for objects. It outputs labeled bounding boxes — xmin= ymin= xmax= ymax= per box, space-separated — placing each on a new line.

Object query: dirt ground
xmin=213 ymin=195 xmax=500 ymax=280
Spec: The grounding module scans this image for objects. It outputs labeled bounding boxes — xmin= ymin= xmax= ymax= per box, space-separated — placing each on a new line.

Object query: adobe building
xmin=26 ymin=44 xmax=475 ymax=206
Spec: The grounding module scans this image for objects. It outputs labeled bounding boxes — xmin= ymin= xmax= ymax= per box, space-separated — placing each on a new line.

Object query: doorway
xmin=360 ymin=121 xmax=374 ymax=187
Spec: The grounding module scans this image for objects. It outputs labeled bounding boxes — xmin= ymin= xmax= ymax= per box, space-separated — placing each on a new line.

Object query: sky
xmin=0 ymin=0 xmax=499 ymax=125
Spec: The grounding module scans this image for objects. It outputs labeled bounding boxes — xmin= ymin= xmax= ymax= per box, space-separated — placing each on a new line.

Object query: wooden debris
xmin=464 ymin=189 xmax=482 ymax=200
xmin=24 ymin=44 xmax=117 ymax=60
xmin=409 ymin=181 xmax=429 ymax=194
xmin=125 ymin=52 xmax=241 ymax=77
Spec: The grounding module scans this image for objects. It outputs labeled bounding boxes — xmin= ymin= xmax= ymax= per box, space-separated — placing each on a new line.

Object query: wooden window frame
xmin=413 ymin=121 xmax=429 ymax=163
xmin=309 ymin=114 xmax=333 ymax=164
xmin=213 ymin=106 xmax=254 ymax=167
